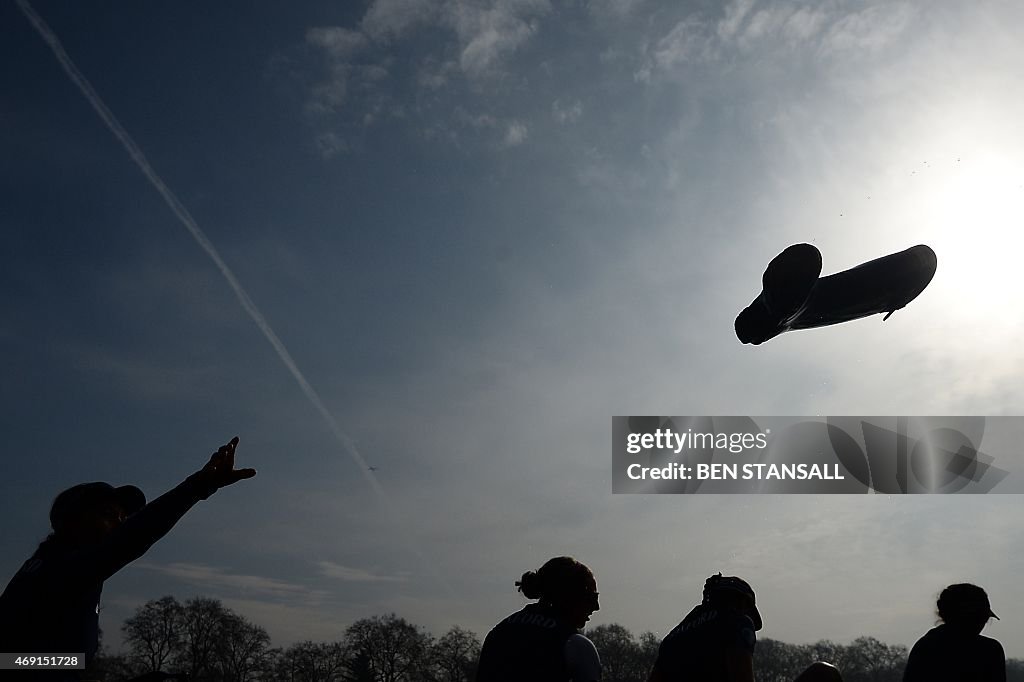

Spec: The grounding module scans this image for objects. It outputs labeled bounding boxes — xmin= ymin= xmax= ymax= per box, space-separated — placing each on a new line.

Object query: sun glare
xmin=922 ymin=151 xmax=1024 ymax=323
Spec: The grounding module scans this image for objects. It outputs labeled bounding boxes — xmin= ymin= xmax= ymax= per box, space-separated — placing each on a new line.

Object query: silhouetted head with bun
xmin=516 ymin=556 xmax=599 ymax=630
xmin=936 ymin=583 xmax=998 ymax=635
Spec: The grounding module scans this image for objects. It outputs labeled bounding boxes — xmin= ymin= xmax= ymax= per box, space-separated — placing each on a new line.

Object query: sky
xmin=3 ymin=0 xmax=1024 ymax=659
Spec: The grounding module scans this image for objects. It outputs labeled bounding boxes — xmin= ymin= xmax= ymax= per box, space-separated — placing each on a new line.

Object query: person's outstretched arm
xmin=76 ymin=437 xmax=256 ymax=583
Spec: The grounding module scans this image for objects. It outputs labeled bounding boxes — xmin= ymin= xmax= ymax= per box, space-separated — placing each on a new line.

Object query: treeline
xmin=569 ymin=628 xmax=914 ymax=682
xmin=87 ymin=595 xmax=1024 ymax=682
xmin=89 ymin=596 xmax=478 ymax=682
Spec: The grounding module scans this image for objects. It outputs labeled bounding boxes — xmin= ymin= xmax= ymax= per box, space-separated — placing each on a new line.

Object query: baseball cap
xmin=50 ymin=482 xmax=147 ymax=529
xmin=938 ymin=583 xmax=999 ymax=621
xmin=704 ymin=573 xmax=763 ymax=631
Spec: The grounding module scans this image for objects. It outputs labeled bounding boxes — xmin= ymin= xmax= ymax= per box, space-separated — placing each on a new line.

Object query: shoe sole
xmin=761 ymin=243 xmax=822 ymax=318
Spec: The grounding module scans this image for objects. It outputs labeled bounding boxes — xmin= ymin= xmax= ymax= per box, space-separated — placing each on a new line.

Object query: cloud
xmin=417 ymin=58 xmax=460 ymax=90
xmin=587 ymin=0 xmax=647 ymax=20
xmin=304 ymin=28 xmax=370 ymax=115
xmin=315 ymin=131 xmax=348 ymax=158
xmin=307 ymin=26 xmax=368 ymax=59
xmin=219 ymin=597 xmax=358 ymax=646
xmin=445 ymin=0 xmax=551 ymax=78
xmin=362 ymin=0 xmax=440 ymax=40
xmin=820 ymin=3 xmax=916 ymax=56
xmin=136 ymin=561 xmax=329 ymax=603
xmin=711 ymin=0 xmax=836 ymax=53
xmin=307 ymin=69 xmax=351 ymax=114
xmin=427 ymin=107 xmax=532 ymax=149
xmin=322 ymin=0 xmax=552 ymax=87
xmin=651 ymin=16 xmax=715 ymax=70
xmin=298 ymin=1 xmax=551 ymax=154
xmin=323 ymin=0 xmax=552 ymax=82
xmin=303 ymin=28 xmax=395 ymax=121
xmin=638 ymin=1 xmax=915 ymax=81
xmin=552 ymin=99 xmax=582 ymax=124
xmin=781 ymin=6 xmax=828 ymax=44
xmin=716 ymin=0 xmax=756 ymax=42
xmin=503 ymin=120 xmax=528 ymax=147
xmin=318 ymin=560 xmax=408 ymax=583
xmin=306 ymin=26 xmax=368 ymax=59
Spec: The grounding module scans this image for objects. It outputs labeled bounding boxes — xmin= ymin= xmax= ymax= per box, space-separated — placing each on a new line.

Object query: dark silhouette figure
xmin=0 ymin=437 xmax=255 ymax=679
xmin=476 ymin=556 xmax=601 ymax=682
xmin=903 ymin=583 xmax=1005 ymax=682
xmin=736 ymin=243 xmax=937 ymax=344
xmin=649 ymin=574 xmax=842 ymax=682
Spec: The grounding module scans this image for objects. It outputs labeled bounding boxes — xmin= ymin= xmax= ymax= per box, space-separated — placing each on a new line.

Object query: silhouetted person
xmin=649 ymin=574 xmax=842 ymax=682
xmin=903 ymin=583 xmax=1005 ymax=682
xmin=736 ymin=243 xmax=937 ymax=344
xmin=476 ymin=556 xmax=601 ymax=682
xmin=0 ymin=437 xmax=255 ymax=680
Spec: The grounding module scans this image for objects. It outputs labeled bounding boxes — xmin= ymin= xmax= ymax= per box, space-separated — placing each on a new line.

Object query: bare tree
xmin=217 ymin=611 xmax=273 ymax=682
xmin=753 ymin=638 xmax=806 ymax=682
xmin=806 ymin=640 xmax=847 ymax=672
xmin=841 ymin=637 xmax=907 ymax=682
xmin=586 ymin=623 xmax=647 ymax=682
xmin=637 ymin=630 xmax=660 ymax=678
xmin=275 ymin=640 xmax=349 ymax=682
xmin=753 ymin=637 xmax=907 ymax=682
xmin=87 ymin=627 xmax=136 ymax=682
xmin=123 ymin=596 xmax=184 ymax=675
xmin=174 ymin=597 xmax=229 ymax=680
xmin=345 ymin=614 xmax=432 ymax=682
xmin=345 ymin=647 xmax=377 ymax=682
xmin=429 ymin=626 xmax=481 ymax=682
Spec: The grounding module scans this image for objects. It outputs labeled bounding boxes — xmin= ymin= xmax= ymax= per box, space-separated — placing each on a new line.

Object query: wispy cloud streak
xmin=318 ymin=561 xmax=408 ymax=583
xmin=136 ymin=561 xmax=326 ymax=601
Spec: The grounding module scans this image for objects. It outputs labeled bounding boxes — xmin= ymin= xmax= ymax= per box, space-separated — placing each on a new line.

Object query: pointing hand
xmin=199 ymin=436 xmax=257 ymax=491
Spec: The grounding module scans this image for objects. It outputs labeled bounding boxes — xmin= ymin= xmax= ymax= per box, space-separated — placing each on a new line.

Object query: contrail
xmin=14 ymin=0 xmax=380 ymax=491
xmin=16 ymin=0 xmax=450 ymax=593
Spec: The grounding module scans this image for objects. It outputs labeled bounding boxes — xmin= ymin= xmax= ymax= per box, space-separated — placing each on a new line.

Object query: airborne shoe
xmin=760 ymin=243 xmax=822 ymax=319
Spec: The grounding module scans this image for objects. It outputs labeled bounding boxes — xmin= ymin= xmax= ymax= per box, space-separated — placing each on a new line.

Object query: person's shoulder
xmin=567 ymin=632 xmax=597 ymax=649
xmin=494 ymin=604 xmax=565 ymax=630
xmin=8 ymin=541 xmax=72 ymax=579
xmin=719 ymin=608 xmax=757 ymax=633
xmin=976 ymin=634 xmax=1005 ymax=658
xmin=909 ymin=625 xmax=950 ymax=651
xmin=677 ymin=603 xmax=713 ymax=627
xmin=904 ymin=628 xmax=949 ymax=681
xmin=564 ymin=632 xmax=601 ymax=682
xmin=491 ymin=605 xmax=529 ymax=627
xmin=482 ymin=607 xmax=531 ymax=649
xmin=565 ymin=631 xmax=599 ymax=661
